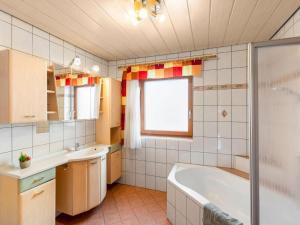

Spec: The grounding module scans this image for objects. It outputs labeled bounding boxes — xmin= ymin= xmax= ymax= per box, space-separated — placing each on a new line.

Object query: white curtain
xmin=124 ymin=80 xmax=142 ymax=149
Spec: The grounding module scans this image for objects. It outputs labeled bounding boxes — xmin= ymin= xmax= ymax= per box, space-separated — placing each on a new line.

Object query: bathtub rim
xmin=167 ymin=163 xmax=210 ymax=207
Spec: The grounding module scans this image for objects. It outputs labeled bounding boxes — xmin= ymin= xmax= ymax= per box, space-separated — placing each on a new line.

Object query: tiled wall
xmin=0 ymin=10 xmax=106 ymax=166
xmin=0 ymin=121 xmax=96 ymax=166
xmin=273 ymin=8 xmax=300 ymax=40
xmin=107 ymin=44 xmax=249 ymax=191
xmin=0 ymin=10 xmax=108 ymax=74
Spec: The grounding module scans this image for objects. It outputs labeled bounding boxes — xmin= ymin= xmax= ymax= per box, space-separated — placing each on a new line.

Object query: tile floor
xmin=56 ymin=184 xmax=171 ymax=225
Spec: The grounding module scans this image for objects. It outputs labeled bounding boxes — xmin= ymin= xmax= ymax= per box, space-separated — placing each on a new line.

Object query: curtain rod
xmin=117 ymin=54 xmax=217 ymax=69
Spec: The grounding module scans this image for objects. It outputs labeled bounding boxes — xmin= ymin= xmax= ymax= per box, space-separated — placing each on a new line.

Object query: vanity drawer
xmin=19 ymin=168 xmax=55 ymax=193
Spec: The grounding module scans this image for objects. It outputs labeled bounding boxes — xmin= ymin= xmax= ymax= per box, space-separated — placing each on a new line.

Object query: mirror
xmin=52 ymin=64 xmax=101 ymax=121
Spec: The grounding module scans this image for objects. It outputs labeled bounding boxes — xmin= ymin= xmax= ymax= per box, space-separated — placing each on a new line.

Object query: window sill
xmin=141 ymin=135 xmax=193 ymax=142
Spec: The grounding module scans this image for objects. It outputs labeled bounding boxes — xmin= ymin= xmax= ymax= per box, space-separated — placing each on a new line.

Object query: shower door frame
xmin=250 ymin=36 xmax=300 ymax=225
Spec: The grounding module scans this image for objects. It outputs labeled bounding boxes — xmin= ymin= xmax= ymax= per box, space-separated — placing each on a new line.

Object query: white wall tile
xmin=204 ymin=90 xmax=217 ymax=105
xmin=218 ymin=52 xmax=231 ymax=69
xmin=204 ymin=106 xmax=217 ymax=121
xmin=176 ymin=190 xmax=187 ymax=217
xmin=232 ymin=50 xmax=247 ymax=68
xmin=0 ymin=11 xmax=11 ymax=23
xmin=136 ymin=174 xmax=145 ymax=187
xmin=12 ymin=126 xmax=32 ymax=150
xmin=204 ymin=122 xmax=217 ymax=137
xmin=179 ymin=151 xmax=191 ymax=163
xmin=33 ymin=144 xmax=49 ymax=158
xmin=50 ymin=42 xmax=63 ymax=64
xmin=12 ymin=18 xmax=32 ymax=32
xmin=0 ymin=20 xmax=11 ymax=47
xmin=204 ymin=153 xmax=217 ymax=166
xmin=204 ymin=70 xmax=217 ymax=85
xmin=156 ymin=177 xmax=166 ymax=191
xmin=193 ymin=91 xmax=203 ymax=105
xmin=155 ymin=163 xmax=167 ymax=177
xmin=75 ymin=121 xmax=86 ymax=137
xmin=50 ymin=122 xmax=63 ymax=142
xmin=187 ymin=198 xmax=200 ymax=225
xmin=167 ymin=139 xmax=178 ymax=150
xmin=167 ymin=182 xmax=176 ymax=205
xmin=167 ymin=150 xmax=178 ymax=164
xmin=218 ymin=154 xmax=232 ymax=167
xmin=12 ymin=26 xmax=32 ymax=54
xmin=146 ymin=148 xmax=155 ymax=161
xmin=218 ymin=106 xmax=231 ymax=122
xmin=0 ymin=152 xmax=12 ymax=165
xmin=217 ymin=138 xmax=231 ymax=154
xmin=232 ymin=67 xmax=247 ymax=84
xmin=33 ymin=35 xmax=49 ymax=60
xmin=33 ymin=126 xmax=49 ymax=146
xmin=232 ymin=122 xmax=247 ymax=139
xmin=156 ymin=148 xmax=167 ymax=163
xmin=146 ymin=161 xmax=155 ymax=175
xmin=218 ymin=90 xmax=231 ymax=105
xmin=204 ymin=137 xmax=217 ymax=153
xmin=167 ymin=203 xmax=175 ymax=224
xmin=204 ymin=59 xmax=217 ymax=70
xmin=50 ymin=141 xmax=63 ymax=153
xmin=33 ymin=27 xmax=49 ymax=39
xmin=136 ymin=160 xmax=145 ymax=174
xmin=218 ymin=122 xmax=231 ymax=138
xmin=232 ymin=106 xmax=247 ymax=122
xmin=146 ymin=175 xmax=156 ymax=190
xmin=232 ymin=89 xmax=247 ymax=105
xmin=218 ymin=68 xmax=231 ymax=85
xmin=191 ymin=152 xmax=203 ymax=165
xmin=193 ymin=106 xmax=203 ymax=121
xmin=232 ymin=139 xmax=247 ymax=155
xmin=0 ymin=128 xmax=11 ymax=155
xmin=63 ymin=122 xmax=75 ymax=139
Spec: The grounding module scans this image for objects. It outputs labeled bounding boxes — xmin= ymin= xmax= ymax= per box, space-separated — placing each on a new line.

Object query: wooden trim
xmin=140 ymin=77 xmax=193 ymax=138
xmin=118 ymin=54 xmax=217 ymax=69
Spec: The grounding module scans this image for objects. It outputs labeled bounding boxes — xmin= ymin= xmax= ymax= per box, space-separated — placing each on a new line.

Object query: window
xmin=140 ymin=77 xmax=192 ymax=137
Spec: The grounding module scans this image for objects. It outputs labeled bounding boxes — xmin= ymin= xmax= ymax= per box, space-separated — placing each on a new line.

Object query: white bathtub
xmin=167 ymin=163 xmax=250 ymax=225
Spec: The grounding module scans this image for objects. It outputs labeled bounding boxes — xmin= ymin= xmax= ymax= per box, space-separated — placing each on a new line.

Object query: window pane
xmin=144 ymin=79 xmax=189 ymax=132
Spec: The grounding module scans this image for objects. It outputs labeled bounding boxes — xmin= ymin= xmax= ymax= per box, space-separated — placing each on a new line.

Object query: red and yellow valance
xmin=123 ymin=59 xmax=202 ymax=81
xmin=55 ymin=73 xmax=101 ymax=87
xmin=121 ymin=59 xmax=202 ymax=144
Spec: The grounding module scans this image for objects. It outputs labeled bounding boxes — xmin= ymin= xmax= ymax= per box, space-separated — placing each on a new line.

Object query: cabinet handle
xmin=32 ymin=190 xmax=44 ymax=198
xmin=24 ymin=115 xmax=36 ymax=118
xmin=90 ymin=161 xmax=97 ymax=165
xmin=32 ymin=176 xmax=44 ymax=184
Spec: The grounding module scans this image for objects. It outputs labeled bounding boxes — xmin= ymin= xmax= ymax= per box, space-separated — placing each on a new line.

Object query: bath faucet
xmin=75 ymin=142 xmax=80 ymax=151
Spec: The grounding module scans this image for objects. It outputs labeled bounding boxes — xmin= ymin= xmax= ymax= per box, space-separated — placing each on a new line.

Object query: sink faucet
xmin=75 ymin=142 xmax=80 ymax=151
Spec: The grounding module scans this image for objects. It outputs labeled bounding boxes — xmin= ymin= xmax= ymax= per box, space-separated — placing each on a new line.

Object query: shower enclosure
xmin=250 ymin=37 xmax=300 ymax=225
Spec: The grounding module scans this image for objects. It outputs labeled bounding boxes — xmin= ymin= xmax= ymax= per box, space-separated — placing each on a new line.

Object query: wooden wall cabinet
xmin=96 ymin=78 xmax=121 ymax=145
xmin=56 ymin=158 xmax=103 ymax=216
xmin=0 ymin=49 xmax=47 ymax=123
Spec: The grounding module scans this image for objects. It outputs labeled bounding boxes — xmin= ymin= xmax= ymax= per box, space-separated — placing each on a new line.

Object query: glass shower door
xmin=252 ymin=39 xmax=300 ymax=225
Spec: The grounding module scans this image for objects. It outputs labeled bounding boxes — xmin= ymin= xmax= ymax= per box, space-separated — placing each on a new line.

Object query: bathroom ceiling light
xmin=69 ymin=55 xmax=81 ymax=67
xmin=92 ymin=65 xmax=100 ymax=73
xmin=130 ymin=0 xmax=164 ymax=25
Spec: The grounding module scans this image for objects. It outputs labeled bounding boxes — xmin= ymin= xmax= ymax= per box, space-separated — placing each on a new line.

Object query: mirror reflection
xmin=52 ymin=64 xmax=101 ymax=121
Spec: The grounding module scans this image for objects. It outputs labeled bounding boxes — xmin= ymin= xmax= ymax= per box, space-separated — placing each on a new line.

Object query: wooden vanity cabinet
xmin=0 ymin=49 xmax=47 ymax=123
xmin=87 ymin=158 xmax=101 ymax=209
xmin=107 ymin=149 xmax=122 ymax=184
xmin=19 ymin=180 xmax=55 ymax=225
xmin=56 ymin=158 xmax=102 ymax=216
xmin=0 ymin=168 xmax=56 ymax=225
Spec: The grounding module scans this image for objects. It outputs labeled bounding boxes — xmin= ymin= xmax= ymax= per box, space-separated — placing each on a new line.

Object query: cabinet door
xmin=87 ymin=158 xmax=101 ymax=209
xmin=56 ymin=164 xmax=73 ymax=215
xmin=110 ymin=79 xmax=121 ymax=128
xmin=108 ymin=150 xmax=122 ymax=184
xmin=71 ymin=161 xmax=88 ymax=215
xmin=19 ymin=179 xmax=55 ymax=225
xmin=100 ymin=155 xmax=107 ymax=202
xmin=10 ymin=50 xmax=47 ymax=123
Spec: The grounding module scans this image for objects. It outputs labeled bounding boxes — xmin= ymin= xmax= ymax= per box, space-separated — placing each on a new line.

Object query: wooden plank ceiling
xmin=0 ymin=0 xmax=299 ymax=60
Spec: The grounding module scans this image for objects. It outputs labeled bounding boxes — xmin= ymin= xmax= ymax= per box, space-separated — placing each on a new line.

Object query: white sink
xmin=66 ymin=145 xmax=108 ymax=161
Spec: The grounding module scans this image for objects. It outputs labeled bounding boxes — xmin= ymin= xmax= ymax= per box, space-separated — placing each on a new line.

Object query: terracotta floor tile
xmin=56 ymin=184 xmax=167 ymax=225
